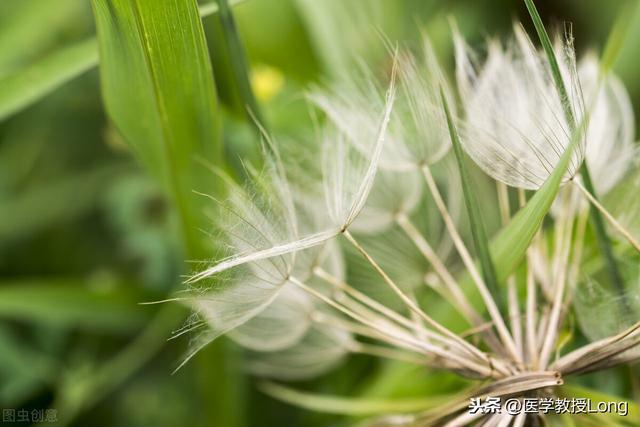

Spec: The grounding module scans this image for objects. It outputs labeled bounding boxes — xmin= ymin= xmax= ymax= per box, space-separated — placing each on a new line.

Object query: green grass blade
xmin=523 ymin=0 xmax=575 ymax=124
xmin=0 ymin=0 xmax=85 ymax=77
xmin=432 ymin=113 xmax=587 ymax=327
xmin=0 ymin=38 xmax=98 ymax=122
xmin=91 ymin=2 xmax=244 ymax=427
xmin=490 ymin=119 xmax=585 ymax=283
xmin=0 ymin=280 xmax=148 ymax=332
xmin=260 ymin=382 xmax=450 ymax=416
xmin=440 ymin=89 xmax=500 ymax=298
xmin=214 ymin=0 xmax=265 ymax=128
xmin=92 ymin=0 xmax=223 ymax=258
xmin=0 ymin=1 xmax=245 ymax=123
xmin=601 ymin=0 xmax=639 ymax=74
xmin=524 ymin=0 xmax=626 ymax=297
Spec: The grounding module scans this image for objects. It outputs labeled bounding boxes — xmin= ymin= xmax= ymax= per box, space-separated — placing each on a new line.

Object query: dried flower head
xmin=176 ymin=24 xmax=640 ymax=427
xmin=455 ymin=25 xmax=586 ymax=190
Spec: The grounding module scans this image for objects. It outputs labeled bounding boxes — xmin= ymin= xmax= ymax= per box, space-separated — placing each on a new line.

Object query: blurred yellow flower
xmin=251 ymin=64 xmax=284 ymax=102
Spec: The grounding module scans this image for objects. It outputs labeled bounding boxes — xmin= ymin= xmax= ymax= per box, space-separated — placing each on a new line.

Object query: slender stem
xmin=507 ymin=281 xmax=524 ymax=364
xmin=311 ymin=310 xmax=427 ymax=355
xmin=496 ymin=182 xmax=511 ymax=225
xmin=525 ymin=260 xmax=539 ymax=370
xmin=342 ymin=230 xmax=494 ymax=369
xmin=395 ymin=214 xmax=505 ymax=354
xmin=314 ymin=267 xmax=426 ymax=336
xmin=539 ymin=196 xmax=575 ymax=368
xmin=291 ymin=276 xmax=495 ymax=377
xmin=351 ymin=342 xmax=433 ymax=366
xmin=442 ymin=90 xmax=501 ymax=303
xmin=497 ymin=182 xmax=524 ymax=363
xmin=334 ymin=290 xmax=457 ymax=351
xmin=421 ymin=165 xmax=519 ymax=361
xmin=395 ymin=214 xmax=484 ymax=328
xmin=559 ymin=206 xmax=589 ymax=329
xmin=574 ymin=179 xmax=640 ymax=253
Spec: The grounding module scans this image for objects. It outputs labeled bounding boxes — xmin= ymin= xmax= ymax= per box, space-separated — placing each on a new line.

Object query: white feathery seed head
xmin=179 ymin=75 xmax=395 ymax=367
xmin=455 ymin=24 xmax=586 ymax=190
xmin=349 ymin=169 xmax=423 ymax=234
xmin=311 ymin=35 xmax=453 ymax=171
xmin=320 ymin=76 xmax=397 ymax=229
xmin=579 ymin=54 xmax=636 ymax=195
xmin=246 ymin=322 xmax=352 ymax=380
xmin=174 ymin=22 xmax=640 ymax=425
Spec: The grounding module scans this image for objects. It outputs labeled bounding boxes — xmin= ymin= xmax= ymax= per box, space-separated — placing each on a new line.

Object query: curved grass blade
xmin=0 ymin=1 xmax=246 ymax=123
xmin=260 ymin=381 xmax=449 ymax=416
xmin=213 ymin=0 xmax=265 ymax=128
xmin=92 ymin=0 xmax=223 ymax=258
xmin=91 ymin=2 xmax=242 ymax=427
xmin=489 ymin=118 xmax=586 ymax=284
xmin=440 ymin=88 xmax=500 ymax=299
xmin=601 ymin=0 xmax=639 ymax=74
xmin=0 ymin=280 xmax=148 ymax=332
xmin=0 ymin=38 xmax=98 ymax=121
xmin=432 ymin=113 xmax=588 ymax=327
xmin=524 ymin=0 xmax=627 ymax=299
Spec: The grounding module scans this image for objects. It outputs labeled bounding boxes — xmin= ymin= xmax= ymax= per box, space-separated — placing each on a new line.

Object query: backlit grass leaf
xmin=0 ymin=0 xmax=86 ymax=77
xmin=440 ymin=89 xmax=500 ymax=297
xmin=0 ymin=1 xmax=246 ymax=123
xmin=524 ymin=0 xmax=626 ymax=296
xmin=0 ymin=280 xmax=148 ymax=332
xmin=92 ymin=0 xmax=222 ymax=257
xmin=260 ymin=381 xmax=450 ymax=416
xmin=490 ymin=119 xmax=585 ymax=284
xmin=0 ymin=38 xmax=98 ymax=122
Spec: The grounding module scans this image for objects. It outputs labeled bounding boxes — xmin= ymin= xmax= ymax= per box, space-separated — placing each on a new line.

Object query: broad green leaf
xmin=92 ymin=0 xmax=222 ymax=258
xmin=0 ymin=38 xmax=98 ymax=122
xmin=441 ymin=89 xmax=499 ymax=297
xmin=91 ymin=3 xmax=243 ymax=427
xmin=0 ymin=280 xmax=148 ymax=332
xmin=260 ymin=381 xmax=450 ymax=416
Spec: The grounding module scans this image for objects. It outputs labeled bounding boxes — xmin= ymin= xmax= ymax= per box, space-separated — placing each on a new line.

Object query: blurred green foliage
xmin=0 ymin=0 xmax=637 ymax=426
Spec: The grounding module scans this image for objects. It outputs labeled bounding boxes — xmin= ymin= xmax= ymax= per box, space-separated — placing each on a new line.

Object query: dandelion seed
xmin=579 ymin=55 xmax=636 ymax=195
xmin=455 ymin=25 xmax=586 ymax=190
xmin=311 ymin=35 xmax=453 ymax=172
xmin=177 ymin=24 xmax=640 ymax=427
